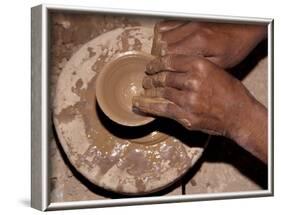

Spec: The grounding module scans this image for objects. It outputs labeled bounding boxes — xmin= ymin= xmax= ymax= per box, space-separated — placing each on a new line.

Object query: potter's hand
xmin=152 ymin=20 xmax=267 ymax=68
xmin=132 ymin=55 xmax=268 ymax=163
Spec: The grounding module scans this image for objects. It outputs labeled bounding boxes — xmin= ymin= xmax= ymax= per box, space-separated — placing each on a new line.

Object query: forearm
xmin=229 ymin=97 xmax=268 ymax=163
xmin=240 ymin=24 xmax=268 ymax=53
xmin=243 ymin=24 xmax=267 ymax=41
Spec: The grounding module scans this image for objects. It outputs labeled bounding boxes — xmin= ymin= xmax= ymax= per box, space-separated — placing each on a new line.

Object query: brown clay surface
xmin=49 ymin=12 xmax=267 ymax=202
xmin=96 ymin=51 xmax=155 ymax=126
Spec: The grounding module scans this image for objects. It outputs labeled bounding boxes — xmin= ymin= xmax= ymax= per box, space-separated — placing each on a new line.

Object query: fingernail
xmin=158 ymin=26 xmax=167 ymax=32
xmin=142 ymin=76 xmax=153 ymax=89
xmin=132 ymin=97 xmax=140 ymax=107
xmin=151 ymin=26 xmax=164 ymax=57
xmin=146 ymin=63 xmax=153 ymax=72
xmin=146 ymin=58 xmax=164 ymax=75
xmin=146 ymin=58 xmax=157 ymax=74
xmin=158 ymin=23 xmax=170 ymax=32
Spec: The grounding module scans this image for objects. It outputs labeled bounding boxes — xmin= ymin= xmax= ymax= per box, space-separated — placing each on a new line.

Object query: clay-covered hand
xmin=152 ymin=20 xmax=267 ymax=68
xmin=132 ymin=55 xmax=268 ymax=162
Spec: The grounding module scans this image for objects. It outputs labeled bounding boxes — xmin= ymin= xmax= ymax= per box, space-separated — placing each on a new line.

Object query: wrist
xmin=227 ymin=95 xmax=268 ymax=162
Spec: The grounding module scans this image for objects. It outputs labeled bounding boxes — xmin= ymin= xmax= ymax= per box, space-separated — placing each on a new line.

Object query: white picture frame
xmin=31 ymin=4 xmax=273 ymax=211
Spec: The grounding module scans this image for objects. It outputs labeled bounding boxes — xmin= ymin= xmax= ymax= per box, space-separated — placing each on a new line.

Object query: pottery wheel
xmin=53 ymin=26 xmax=209 ymax=195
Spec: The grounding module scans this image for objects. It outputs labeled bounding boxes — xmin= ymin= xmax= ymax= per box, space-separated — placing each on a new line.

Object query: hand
xmin=132 ymin=55 xmax=268 ymax=162
xmin=152 ymin=21 xmax=267 ymax=68
xmin=133 ymin=55 xmax=252 ymax=135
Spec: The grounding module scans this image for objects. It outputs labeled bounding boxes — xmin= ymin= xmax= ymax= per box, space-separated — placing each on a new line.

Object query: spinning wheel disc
xmin=53 ymin=27 xmax=208 ymax=194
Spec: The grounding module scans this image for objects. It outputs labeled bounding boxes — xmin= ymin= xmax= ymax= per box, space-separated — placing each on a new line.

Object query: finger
xmin=142 ymin=75 xmax=154 ymax=89
xmin=143 ymin=87 xmax=165 ymax=97
xmin=166 ymin=73 xmax=198 ymax=91
xmin=205 ymin=56 xmax=227 ymax=68
xmin=166 ymin=32 xmax=211 ymax=57
xmin=142 ymin=72 xmax=167 ymax=89
xmin=132 ymin=96 xmax=186 ymax=119
xmin=161 ymin=22 xmax=201 ymax=44
xmin=152 ymin=21 xmax=190 ymax=56
xmin=146 ymin=55 xmax=200 ymax=75
xmin=157 ymin=20 xmax=187 ymax=32
xmin=143 ymin=72 xmax=197 ymax=91
xmin=143 ymin=87 xmax=189 ymax=108
xmin=151 ymin=23 xmax=167 ymax=56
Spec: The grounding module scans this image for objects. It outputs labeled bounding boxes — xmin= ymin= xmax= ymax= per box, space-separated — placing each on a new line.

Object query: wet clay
xmin=96 ymin=51 xmax=155 ymax=126
xmin=53 ymin=27 xmax=208 ymax=194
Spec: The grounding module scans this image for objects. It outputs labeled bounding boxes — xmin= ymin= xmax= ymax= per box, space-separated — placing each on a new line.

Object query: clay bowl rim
xmin=96 ymin=50 xmax=155 ymax=127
